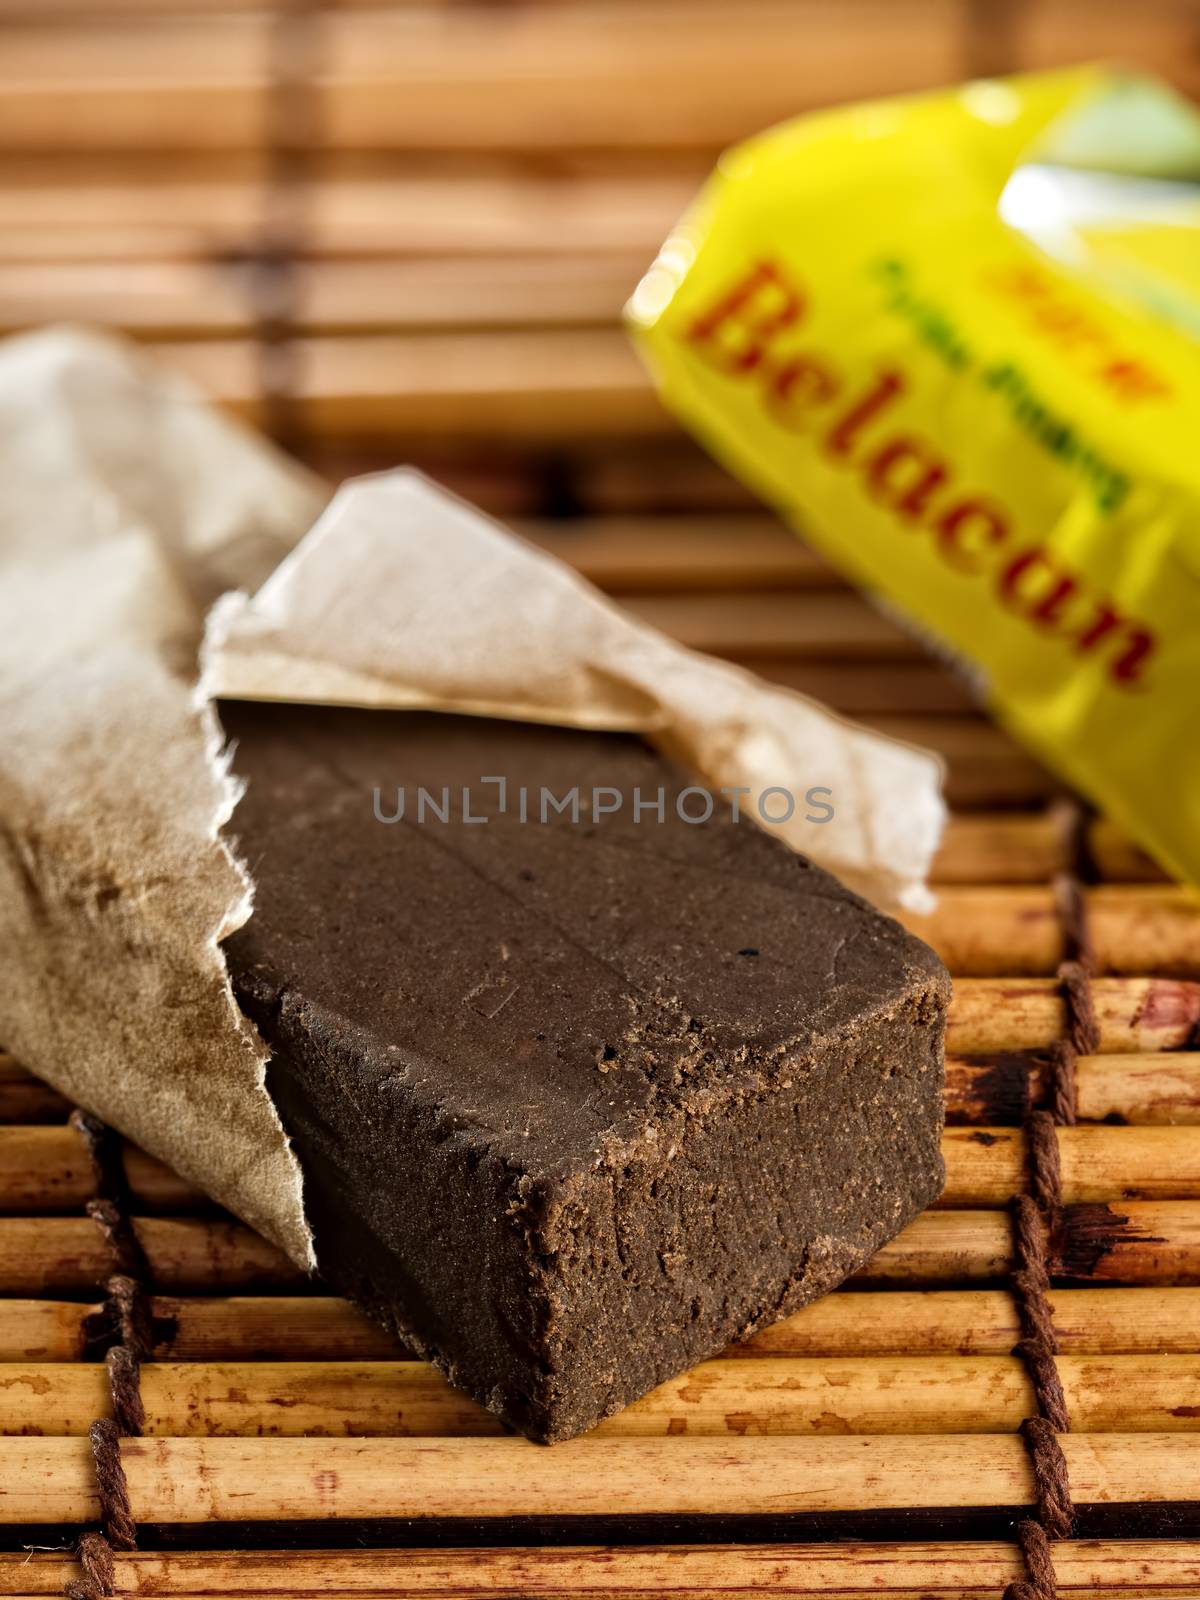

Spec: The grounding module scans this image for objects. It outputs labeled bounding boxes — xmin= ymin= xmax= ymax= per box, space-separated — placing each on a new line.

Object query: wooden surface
xmin=7 ymin=1433 xmax=1200 ymax=1524
xmin=3 ymin=1542 xmax=1200 ymax=1600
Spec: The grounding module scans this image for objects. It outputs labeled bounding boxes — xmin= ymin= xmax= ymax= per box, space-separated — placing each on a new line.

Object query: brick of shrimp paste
xmin=221 ymin=702 xmax=948 ymax=1443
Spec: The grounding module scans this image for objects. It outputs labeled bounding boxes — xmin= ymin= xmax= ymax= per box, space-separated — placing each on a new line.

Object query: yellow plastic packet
xmin=629 ymin=67 xmax=1200 ymax=887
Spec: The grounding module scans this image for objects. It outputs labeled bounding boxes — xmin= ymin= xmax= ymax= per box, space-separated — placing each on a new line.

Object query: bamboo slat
xmin=929 ymin=810 xmax=1161 ymax=887
xmin=944 ymin=978 xmax=1200 ymax=1054
xmin=1019 ymin=0 xmax=1200 ymax=95
xmin=158 ymin=331 xmax=670 ymax=442
xmin=0 ymin=1056 xmax=70 ymax=1123
xmin=0 ymin=255 xmax=647 ymax=340
xmin=743 ymin=1287 xmax=1200 ymax=1358
xmin=3 ymin=930 xmax=1188 ymax=1128
xmin=945 ymin=1052 xmax=1200 ymax=1126
xmin=0 ymin=166 xmax=696 ymax=264
xmin=0 ymin=1 xmax=1195 ymax=1571
xmin=0 ymin=1217 xmax=301 ymax=1295
xmin=933 ymin=813 xmax=1069 ymax=884
xmin=4 ymin=2 xmax=1196 ymax=158
xmin=517 ymin=516 xmax=836 ymax=594
xmin=749 ymin=659 xmax=979 ymax=716
xmin=9 ymin=1541 xmax=1200 ymax=1600
xmin=900 ymin=887 xmax=1200 ymax=977
xmin=625 ymin=592 xmax=920 ymax=660
xmin=0 ymin=1127 xmax=206 ymax=1212
xmin=573 ymin=448 xmax=803 ymax=515
xmin=6 ymin=1284 xmax=1200 ymax=1364
xmin=1072 ymin=1056 xmax=1200 ymax=1124
xmin=4 ymin=1202 xmax=1199 ymax=1295
xmin=6 ymin=1286 xmax=1200 ymax=1364
xmin=853 ymin=1211 xmax=1008 ymax=1285
xmin=2 ymin=1432 xmax=1195 ymax=1523
xmin=939 ymin=1126 xmax=1200 ymax=1206
xmin=1090 ymin=817 xmax=1172 ymax=883
xmin=5 ymin=1123 xmax=1200 ymax=1214
xmin=0 ymin=1295 xmax=392 ymax=1364
xmin=853 ymin=1203 xmax=1200 ymax=1286
xmin=863 ymin=717 xmax=1060 ymax=809
xmin=0 ymin=5 xmax=964 ymax=155
xmin=4 ymin=1352 xmax=1198 ymax=1439
xmin=0 ymin=845 xmax=1161 ymax=1130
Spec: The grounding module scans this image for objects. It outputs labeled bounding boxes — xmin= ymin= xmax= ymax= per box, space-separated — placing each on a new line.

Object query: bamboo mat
xmin=4 ymin=0 xmax=1200 ymax=1592
xmin=1 ymin=516 xmax=1199 ymax=1595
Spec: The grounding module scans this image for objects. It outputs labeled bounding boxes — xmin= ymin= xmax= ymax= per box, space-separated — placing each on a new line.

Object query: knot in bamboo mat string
xmin=1002 ymin=843 xmax=1098 ymax=1600
xmin=64 ymin=1110 xmax=152 ymax=1596
xmin=1003 ymin=1518 xmax=1063 ymax=1600
xmin=63 ymin=1534 xmax=114 ymax=1600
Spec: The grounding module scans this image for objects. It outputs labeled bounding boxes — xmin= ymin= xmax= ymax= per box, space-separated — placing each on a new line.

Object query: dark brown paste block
xmin=221 ymin=702 xmax=948 ymax=1443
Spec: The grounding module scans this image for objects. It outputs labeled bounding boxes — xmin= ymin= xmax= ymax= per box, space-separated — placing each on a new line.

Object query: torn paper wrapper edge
xmin=1 ymin=331 xmax=946 ymax=1276
xmin=205 ymin=468 xmax=947 ymax=915
xmin=0 ymin=329 xmax=326 ymax=1270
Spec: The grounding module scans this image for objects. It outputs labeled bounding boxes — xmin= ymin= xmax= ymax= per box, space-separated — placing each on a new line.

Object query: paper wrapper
xmin=0 ymin=329 xmax=945 ymax=1268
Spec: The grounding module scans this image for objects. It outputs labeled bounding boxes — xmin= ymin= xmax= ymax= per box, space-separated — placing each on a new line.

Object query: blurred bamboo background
xmin=1 ymin=0 xmax=1197 ymax=802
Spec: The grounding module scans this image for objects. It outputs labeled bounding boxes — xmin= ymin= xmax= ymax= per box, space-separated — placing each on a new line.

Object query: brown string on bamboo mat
xmin=1001 ymin=834 xmax=1099 ymax=1600
xmin=62 ymin=1111 xmax=153 ymax=1599
xmin=253 ymin=0 xmax=320 ymax=457
xmin=962 ymin=0 xmax=1025 ymax=81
